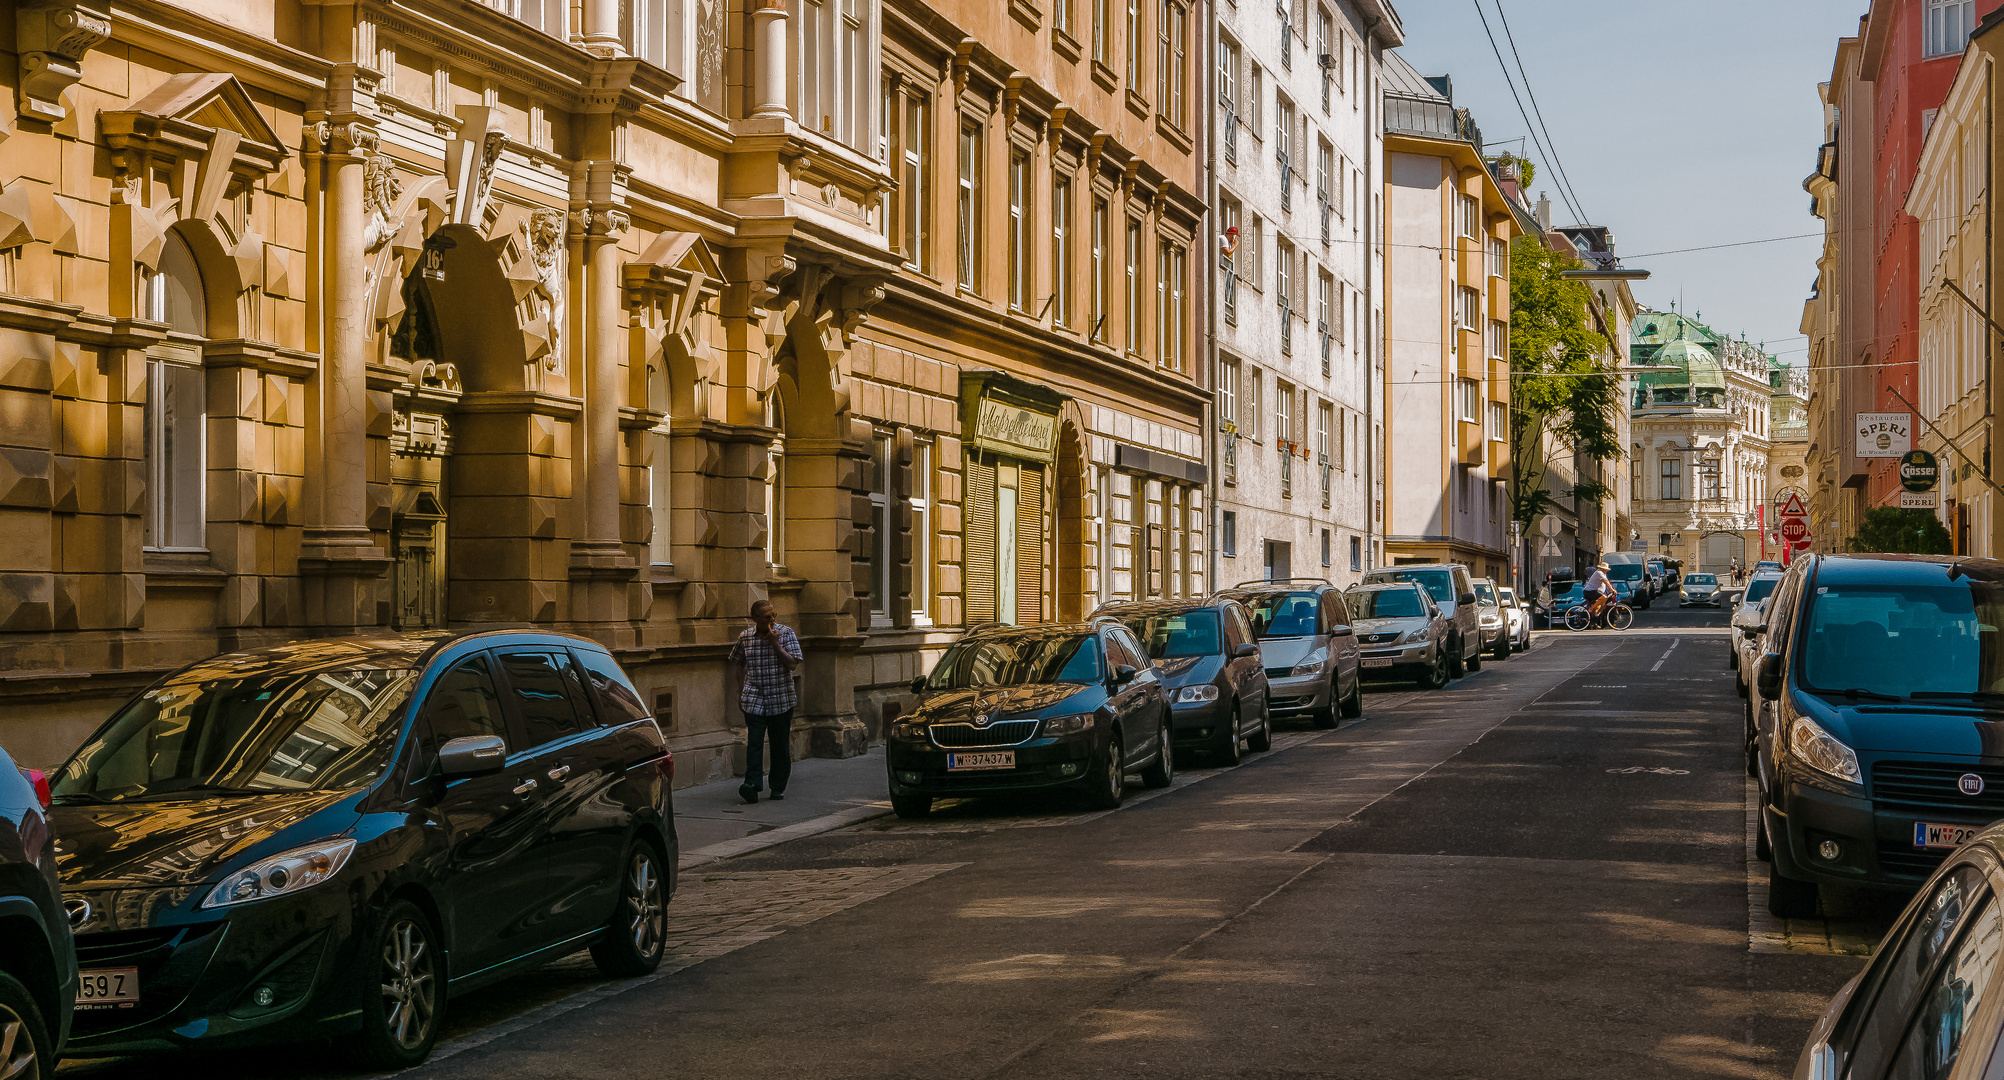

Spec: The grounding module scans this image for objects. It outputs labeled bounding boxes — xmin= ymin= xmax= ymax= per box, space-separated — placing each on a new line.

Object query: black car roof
xmin=1095 ymin=599 xmax=1232 ymax=616
xmin=157 ymin=628 xmax=610 ymax=682
xmin=958 ymin=622 xmax=1103 ymax=642
xmin=1809 ymin=553 xmax=2004 ymax=586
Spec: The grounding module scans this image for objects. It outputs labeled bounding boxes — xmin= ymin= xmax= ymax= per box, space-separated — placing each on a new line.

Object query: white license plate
xmin=947 ymin=751 xmax=1015 ymax=771
xmin=1361 ymin=658 xmax=1394 ymax=668
xmin=1916 ymin=822 xmax=1983 ymax=850
xmin=75 ymin=967 xmax=139 ymax=1010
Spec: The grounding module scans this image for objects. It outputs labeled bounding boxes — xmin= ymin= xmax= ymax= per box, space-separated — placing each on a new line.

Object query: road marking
xmin=1650 ymin=638 xmax=1681 ymax=672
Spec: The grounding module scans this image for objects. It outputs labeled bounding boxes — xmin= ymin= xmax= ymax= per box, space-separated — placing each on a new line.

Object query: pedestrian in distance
xmin=729 ymin=599 xmax=803 ymax=804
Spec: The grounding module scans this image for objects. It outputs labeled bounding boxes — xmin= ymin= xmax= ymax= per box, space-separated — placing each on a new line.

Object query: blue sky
xmin=1391 ymin=0 xmax=1871 ymax=364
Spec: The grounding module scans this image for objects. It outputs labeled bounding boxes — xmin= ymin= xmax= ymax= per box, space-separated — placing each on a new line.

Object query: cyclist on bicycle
xmin=1582 ymin=561 xmax=1612 ymax=622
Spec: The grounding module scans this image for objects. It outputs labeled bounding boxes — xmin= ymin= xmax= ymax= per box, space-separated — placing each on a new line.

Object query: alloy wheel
xmin=625 ymin=852 xmax=666 ymax=958
xmin=380 ymin=916 xmax=438 ymax=1051
xmin=0 ymin=1004 xmax=39 ymax=1080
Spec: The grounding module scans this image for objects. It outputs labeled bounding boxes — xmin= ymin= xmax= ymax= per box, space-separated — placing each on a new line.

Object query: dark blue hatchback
xmin=49 ymin=630 xmax=675 ymax=1067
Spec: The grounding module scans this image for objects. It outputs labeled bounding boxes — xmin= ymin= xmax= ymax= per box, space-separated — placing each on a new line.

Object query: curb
xmin=677 ymin=801 xmax=894 ymax=870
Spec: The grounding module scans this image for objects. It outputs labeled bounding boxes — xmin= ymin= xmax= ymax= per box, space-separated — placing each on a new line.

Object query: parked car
xmin=1097 ymin=599 xmax=1273 ymax=765
xmin=0 ymin=746 xmax=74 ymax=1076
xmin=1647 ymin=558 xmax=1670 ymax=597
xmin=1731 ymin=572 xmax=1786 ymax=689
xmin=1496 ymin=586 xmax=1531 ymax=652
xmin=1346 ymin=583 xmax=1453 ymax=688
xmin=1748 ymin=554 xmax=2004 ymax=918
xmin=1610 ymin=579 xmax=1638 ymax=608
xmin=1472 ymin=578 xmax=1511 ymax=661
xmin=1603 ymin=554 xmax=1652 ymax=608
xmin=50 ymin=631 xmax=677 ymax=1067
xmin=1680 ymin=572 xmax=1723 ymax=607
xmin=1539 ymin=581 xmax=1586 ymax=629
xmin=1210 ymin=579 xmax=1363 ymax=728
xmin=892 ymin=620 xmax=1174 ymax=818
xmin=1359 ymin=564 xmax=1484 ymax=676
xmin=1753 ymin=560 xmax=1783 ymax=575
xmin=1790 ymin=824 xmax=2002 ymax=1080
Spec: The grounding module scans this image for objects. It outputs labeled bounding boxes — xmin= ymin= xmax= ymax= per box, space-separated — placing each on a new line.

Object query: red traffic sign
xmin=1776 ymin=492 xmax=1808 ymax=518
xmin=1780 ymin=518 xmax=1809 ymax=544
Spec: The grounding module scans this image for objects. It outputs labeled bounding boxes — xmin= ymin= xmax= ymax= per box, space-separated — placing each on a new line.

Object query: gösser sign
xmin=1899 ymin=449 xmax=1941 ymax=493
xmin=1856 ymin=413 xmax=1913 ymax=458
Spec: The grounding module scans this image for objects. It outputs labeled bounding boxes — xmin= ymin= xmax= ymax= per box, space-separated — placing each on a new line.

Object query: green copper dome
xmin=1652 ymin=339 xmax=1725 ymax=388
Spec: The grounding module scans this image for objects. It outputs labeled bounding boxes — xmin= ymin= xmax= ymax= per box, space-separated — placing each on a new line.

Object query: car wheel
xmin=1085 ymin=733 xmax=1126 ymax=809
xmin=1491 ymin=634 xmax=1510 ymax=662
xmin=1754 ymin=806 xmax=1772 ymax=861
xmin=1340 ymin=674 xmax=1364 ymax=719
xmin=1447 ymin=637 xmax=1467 ymax=678
xmin=1423 ymin=648 xmax=1450 ymax=690
xmin=891 ymin=792 xmax=932 ymax=819
xmin=1465 ymin=642 xmax=1482 ymax=672
xmin=1246 ymin=697 xmax=1273 ymax=752
xmin=1215 ymin=700 xmax=1243 ymax=766
xmin=348 ymin=899 xmax=443 ymax=1070
xmin=1767 ymin=860 xmax=1818 ymax=919
xmin=1744 ymin=697 xmax=1760 ymax=780
xmin=1141 ymin=718 xmax=1175 ymax=788
xmin=590 ymin=844 xmax=668 ymax=977
xmin=0 ymin=970 xmax=51 ymax=1080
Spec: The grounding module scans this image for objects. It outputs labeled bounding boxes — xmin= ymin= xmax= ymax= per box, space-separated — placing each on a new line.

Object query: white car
xmin=1679 ymin=572 xmax=1722 ymax=607
xmin=1730 ymin=572 xmax=1785 ymax=695
xmin=1497 ymin=586 xmax=1531 ymax=652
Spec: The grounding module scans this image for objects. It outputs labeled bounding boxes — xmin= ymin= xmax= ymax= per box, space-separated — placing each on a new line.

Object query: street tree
xmin=1846 ymin=507 xmax=1952 ymax=554
xmin=1508 ymin=236 xmax=1624 ymax=531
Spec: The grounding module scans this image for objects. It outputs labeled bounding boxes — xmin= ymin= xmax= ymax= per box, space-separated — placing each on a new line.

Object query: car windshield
xmin=1499 ymin=588 xmax=1517 ymax=605
xmin=927 ymin=635 xmax=1103 ymax=688
xmin=1607 ymin=563 xmax=1646 ymax=582
xmin=1120 ymin=610 xmax=1223 ymax=659
xmin=1350 ymin=589 xmax=1426 ymax=619
xmin=1371 ymin=570 xmax=1453 ymax=603
xmin=1800 ymin=579 xmax=2004 ymax=699
xmin=1474 ymin=582 xmax=1498 ymax=605
xmin=53 ymin=668 xmax=419 ymax=802
xmin=1686 ymin=574 xmax=1717 ymax=586
xmin=1239 ymin=592 xmax=1323 ymax=638
xmin=1744 ymin=578 xmax=1779 ymax=604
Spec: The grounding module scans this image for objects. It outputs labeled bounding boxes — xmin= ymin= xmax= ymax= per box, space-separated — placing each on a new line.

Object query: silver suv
xmin=1360 ymin=563 xmax=1484 ymax=676
xmin=1209 ymin=579 xmax=1363 ymax=728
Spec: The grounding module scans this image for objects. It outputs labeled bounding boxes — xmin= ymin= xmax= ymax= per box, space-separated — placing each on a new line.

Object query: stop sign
xmin=1781 ymin=517 xmax=1809 ymax=544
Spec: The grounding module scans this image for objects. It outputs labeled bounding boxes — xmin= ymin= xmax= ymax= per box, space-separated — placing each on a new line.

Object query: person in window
xmin=728 ymin=599 xmax=803 ymax=804
xmin=1583 ymin=561 xmax=1612 ymax=621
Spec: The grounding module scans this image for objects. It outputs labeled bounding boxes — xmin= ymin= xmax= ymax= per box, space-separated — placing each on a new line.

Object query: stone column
xmin=751 ymin=0 xmax=790 ymax=121
xmin=568 ymin=207 xmax=637 ymax=625
xmin=300 ymin=119 xmax=390 ymax=626
xmin=582 ymin=0 xmax=624 ymax=57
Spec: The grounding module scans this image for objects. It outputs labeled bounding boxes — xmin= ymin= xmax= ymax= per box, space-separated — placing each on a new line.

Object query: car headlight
xmin=1400 ymin=628 xmax=1430 ymax=644
xmin=202 ymin=838 xmax=358 ymax=909
xmin=1044 ymin=713 xmax=1095 ymax=735
xmin=1175 ymin=685 xmax=1221 ymax=703
xmin=1480 ymin=614 xmax=1501 ymax=626
xmin=1788 ymin=716 xmax=1862 ymax=784
xmin=1289 ymin=653 xmax=1328 ymax=678
xmin=890 ymin=721 xmax=928 ymax=740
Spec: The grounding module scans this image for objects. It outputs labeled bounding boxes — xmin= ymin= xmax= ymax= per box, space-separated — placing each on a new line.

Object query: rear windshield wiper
xmin=1815 ymin=688 xmax=1908 ymax=704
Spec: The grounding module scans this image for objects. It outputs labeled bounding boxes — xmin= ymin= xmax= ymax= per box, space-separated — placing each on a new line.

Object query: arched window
xmin=141 ymin=231 xmax=208 ymax=552
xmin=765 ymin=391 xmax=786 ymax=572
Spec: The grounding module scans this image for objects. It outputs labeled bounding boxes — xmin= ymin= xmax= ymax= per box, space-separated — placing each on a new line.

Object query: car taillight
xmin=18 ymin=768 xmax=49 ymax=809
xmin=655 ymin=752 xmax=674 ymax=783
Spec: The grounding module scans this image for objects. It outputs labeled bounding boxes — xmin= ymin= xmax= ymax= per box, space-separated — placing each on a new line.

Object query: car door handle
xmin=546 ymin=765 xmax=571 ymax=782
xmin=512 ymin=778 xmax=539 ymax=795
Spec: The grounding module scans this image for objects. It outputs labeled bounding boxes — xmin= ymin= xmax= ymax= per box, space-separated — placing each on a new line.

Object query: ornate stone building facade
xmin=0 ymin=0 xmax=1203 ymax=777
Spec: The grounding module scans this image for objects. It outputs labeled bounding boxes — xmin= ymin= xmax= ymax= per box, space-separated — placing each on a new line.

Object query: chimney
xmin=1535 ymin=193 xmax=1552 ymax=231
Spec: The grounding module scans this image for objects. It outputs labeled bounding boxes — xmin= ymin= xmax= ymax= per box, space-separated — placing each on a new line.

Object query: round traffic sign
xmin=1900 ymin=449 xmax=1941 ymax=493
xmin=1781 ymin=518 xmax=1809 ymax=544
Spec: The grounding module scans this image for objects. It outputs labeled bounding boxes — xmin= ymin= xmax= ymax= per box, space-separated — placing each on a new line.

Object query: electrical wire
xmin=1492 ymin=0 xmax=1590 ymax=227
xmin=1468 ymin=0 xmax=1584 ymax=226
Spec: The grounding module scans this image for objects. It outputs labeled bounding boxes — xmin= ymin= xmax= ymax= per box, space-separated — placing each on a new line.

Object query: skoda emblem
xmin=973 ymin=714 xmax=992 ymax=729
xmin=1961 ymin=774 xmax=1987 ymax=796
xmin=62 ymin=898 xmax=90 ymax=929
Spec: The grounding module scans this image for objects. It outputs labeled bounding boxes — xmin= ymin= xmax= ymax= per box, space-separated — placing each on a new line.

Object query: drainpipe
xmin=1205 ymin=0 xmax=1219 ymax=595
xmin=1362 ymin=20 xmax=1379 ymax=572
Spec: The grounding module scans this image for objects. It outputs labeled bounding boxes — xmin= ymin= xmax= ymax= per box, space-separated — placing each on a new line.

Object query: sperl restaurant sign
xmin=1856 ymin=413 xmax=1912 ymax=459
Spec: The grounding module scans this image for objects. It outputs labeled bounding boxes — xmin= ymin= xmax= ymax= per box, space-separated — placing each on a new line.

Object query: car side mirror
xmin=1232 ymin=642 xmax=1259 ymax=659
xmin=1112 ymin=664 xmax=1138 ymax=686
xmin=1458 ymin=592 xmax=1476 ymax=606
xmin=910 ymin=676 xmax=927 ymax=695
xmin=1756 ymin=653 xmax=1785 ymax=698
xmin=438 ymin=735 xmax=507 ymax=778
xmin=1331 ymin=625 xmax=1354 ymax=636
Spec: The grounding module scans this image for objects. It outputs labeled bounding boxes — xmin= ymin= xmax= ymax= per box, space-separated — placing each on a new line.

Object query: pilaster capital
xmin=327 ymin=119 xmax=380 ymax=157
xmin=572 ymin=207 xmax=630 ymax=240
xmin=15 ymin=1 xmax=111 ymax=126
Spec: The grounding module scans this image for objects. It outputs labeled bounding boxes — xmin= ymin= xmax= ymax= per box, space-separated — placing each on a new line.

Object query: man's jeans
xmin=742 ymin=709 xmax=793 ymax=795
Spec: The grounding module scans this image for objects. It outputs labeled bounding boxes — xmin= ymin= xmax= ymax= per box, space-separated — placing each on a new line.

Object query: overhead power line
xmin=1468 ymin=0 xmax=1584 ymax=226
xmin=1493 ymin=1 xmax=1591 ymax=227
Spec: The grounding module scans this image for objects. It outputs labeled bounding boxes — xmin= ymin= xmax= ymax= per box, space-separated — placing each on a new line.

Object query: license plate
xmin=1361 ymin=658 xmax=1394 ymax=668
xmin=947 ymin=751 xmax=1015 ymax=771
xmin=75 ymin=968 xmax=139 ymax=1010
xmin=1916 ymin=822 xmax=1982 ymax=850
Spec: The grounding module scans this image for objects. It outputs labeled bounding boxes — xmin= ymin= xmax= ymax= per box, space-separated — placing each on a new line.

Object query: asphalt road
xmin=62 ymin=597 xmax=1896 ymax=1080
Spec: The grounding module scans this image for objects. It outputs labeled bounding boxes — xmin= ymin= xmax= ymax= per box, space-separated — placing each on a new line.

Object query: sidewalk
xmin=672 ymin=746 xmax=892 ymax=870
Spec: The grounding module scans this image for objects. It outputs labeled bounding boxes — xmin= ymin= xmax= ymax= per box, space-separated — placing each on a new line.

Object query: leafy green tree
xmin=1846 ymin=507 xmax=1952 ymax=554
xmin=1508 ymin=236 xmax=1624 ymax=529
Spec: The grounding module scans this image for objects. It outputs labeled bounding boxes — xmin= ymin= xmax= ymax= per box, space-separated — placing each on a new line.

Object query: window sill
xmin=1125 ymin=88 xmax=1151 ymax=120
xmin=1156 ymin=117 xmax=1194 ymax=154
xmin=1008 ymin=0 xmax=1042 ymax=32
xmin=1092 ymin=60 xmax=1120 ymax=94
xmin=144 ymin=551 xmax=225 ymax=589
xmin=1053 ymin=27 xmax=1083 ymax=62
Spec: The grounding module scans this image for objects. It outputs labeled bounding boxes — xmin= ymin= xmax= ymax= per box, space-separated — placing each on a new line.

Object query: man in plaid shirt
xmin=728 ymin=599 xmax=802 ymax=803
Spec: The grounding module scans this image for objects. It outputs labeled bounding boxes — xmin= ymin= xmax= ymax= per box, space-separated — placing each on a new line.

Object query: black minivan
xmin=49 ymin=631 xmax=675 ymax=1067
xmin=1749 ymin=554 xmax=2004 ymax=917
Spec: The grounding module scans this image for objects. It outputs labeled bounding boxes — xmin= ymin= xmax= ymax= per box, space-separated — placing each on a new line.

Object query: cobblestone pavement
xmin=1743 ymin=778 xmax=1902 ymax=957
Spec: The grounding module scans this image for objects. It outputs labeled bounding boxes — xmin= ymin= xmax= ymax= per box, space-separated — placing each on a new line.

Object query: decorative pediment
xmin=626 ymin=231 xmax=723 ymax=331
xmin=99 ymin=73 xmax=290 ymax=190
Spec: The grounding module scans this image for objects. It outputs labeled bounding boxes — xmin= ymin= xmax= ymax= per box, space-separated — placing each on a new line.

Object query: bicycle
xmin=1565 ymin=598 xmax=1633 ymax=632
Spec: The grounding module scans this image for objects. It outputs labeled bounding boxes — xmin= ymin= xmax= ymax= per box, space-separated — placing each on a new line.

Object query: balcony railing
xmin=1318 ymin=197 xmax=1330 ymax=244
xmin=1280 ymin=303 xmax=1293 ymax=353
xmin=1278 ymin=151 xmax=1291 ymax=211
xmin=1279 ymin=446 xmax=1293 ymax=498
xmin=1318 ymin=322 xmax=1331 ymax=377
xmin=1222 ymin=100 xmax=1237 ymax=163
xmin=1222 ymin=433 xmax=1238 ymax=486
xmin=1221 ymin=253 xmax=1237 ymax=323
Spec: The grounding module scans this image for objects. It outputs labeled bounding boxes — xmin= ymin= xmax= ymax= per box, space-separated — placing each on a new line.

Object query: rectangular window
xmin=1008 ymin=148 xmax=1030 ymax=311
xmin=1220 ymin=196 xmax=1240 ymax=323
xmin=870 ymin=433 xmax=892 ymax=616
xmin=1459 ymin=285 xmax=1481 ymax=330
xmin=1219 ymin=39 xmax=1239 ymax=163
xmin=1276 ymin=237 xmax=1293 ymax=310
xmin=898 ymin=93 xmax=930 ymax=271
xmin=1275 ymin=96 xmax=1295 ymax=175
xmin=1125 ymin=0 xmax=1141 ymax=84
xmin=1316 ymin=271 xmax=1333 ymax=374
xmin=1248 ymin=367 xmax=1262 ymax=441
xmin=1661 ymin=458 xmax=1682 ymax=501
xmin=1156 ymin=240 xmax=1185 ymax=370
xmin=1092 ymin=196 xmax=1110 ymax=341
xmin=1458 ymin=378 xmax=1479 ymax=423
xmin=1460 ymin=193 xmax=1480 ymax=239
xmin=144 ymin=357 xmax=206 ymax=551
xmin=1349 ymin=535 xmax=1361 ymax=572
xmin=1317 ymin=9 xmax=1333 ymax=110
xmin=1317 ymin=401 xmax=1332 ymax=502
xmin=649 ymin=431 xmax=673 ymax=566
xmin=912 ymin=441 xmax=932 ymax=622
xmin=1125 ymin=218 xmax=1142 ymax=353
xmin=1052 ymin=174 xmax=1073 ymax=327
xmin=1276 ymin=381 xmax=1294 ymax=448
xmin=1316 ymin=141 xmax=1333 ymax=244
xmin=957 ymin=120 xmax=982 ymax=291
xmin=1488 ymin=235 xmax=1507 ymax=278
xmin=1321 ymin=529 xmax=1331 ymax=567
xmin=1488 ymin=400 xmax=1507 ymax=442
xmin=1162 ymin=1 xmax=1186 ymax=126
xmin=1246 ymin=215 xmax=1263 ymax=291
xmin=1926 ymin=0 xmax=1975 ymax=57
xmin=1631 ymin=453 xmax=1644 ymax=488
xmin=1222 ymin=510 xmax=1237 ymax=557
xmin=1702 ymin=464 xmax=1722 ymax=502
xmin=1093 ymin=0 xmax=1108 ymax=62
xmin=797 ymin=0 xmax=867 ymax=146
xmin=1487 ymin=318 xmax=1506 ymax=361
xmin=1219 ymin=355 xmax=1239 ymax=426
xmin=1249 ymin=64 xmax=1262 ymax=132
